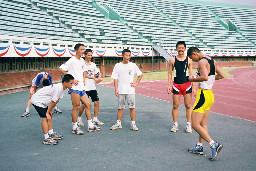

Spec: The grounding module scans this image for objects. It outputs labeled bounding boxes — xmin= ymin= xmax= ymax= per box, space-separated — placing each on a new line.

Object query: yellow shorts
xmin=192 ymin=89 xmax=214 ymax=113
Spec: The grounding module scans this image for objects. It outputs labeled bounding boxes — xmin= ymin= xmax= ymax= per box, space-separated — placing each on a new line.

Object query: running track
xmin=100 ymin=67 xmax=256 ymax=122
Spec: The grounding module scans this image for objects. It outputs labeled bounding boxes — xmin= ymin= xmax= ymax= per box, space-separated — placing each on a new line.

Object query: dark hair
xmin=62 ymin=74 xmax=74 ymax=83
xmin=187 ymin=47 xmax=201 ymax=57
xmin=84 ymin=49 xmax=93 ymax=55
xmin=176 ymin=41 xmax=186 ymax=48
xmin=74 ymin=43 xmax=84 ymax=50
xmin=122 ymin=49 xmax=131 ymax=55
xmin=42 ymin=78 xmax=50 ymax=86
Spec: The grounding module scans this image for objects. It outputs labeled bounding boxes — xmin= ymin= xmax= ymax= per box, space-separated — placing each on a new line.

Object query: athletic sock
xmin=197 ymin=142 xmax=203 ymax=147
xmin=174 ymin=122 xmax=178 ymax=126
xmin=209 ymin=140 xmax=215 ymax=148
xmin=44 ymin=133 xmax=49 ymax=139
xmin=131 ymin=121 xmax=136 ymax=125
xmin=72 ymin=122 xmax=78 ymax=130
xmin=25 ymin=107 xmax=30 ymax=113
xmin=48 ymin=129 xmax=53 ymax=135
xmin=117 ymin=120 xmax=121 ymax=125
xmin=88 ymin=120 xmax=94 ymax=127
xmin=78 ymin=117 xmax=82 ymax=122
xmin=93 ymin=117 xmax=97 ymax=121
xmin=187 ymin=122 xmax=191 ymax=125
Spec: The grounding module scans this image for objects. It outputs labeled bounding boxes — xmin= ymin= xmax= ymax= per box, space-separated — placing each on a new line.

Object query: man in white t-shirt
xmin=31 ymin=74 xmax=74 ymax=145
xmin=59 ymin=43 xmax=100 ymax=135
xmin=110 ymin=49 xmax=143 ymax=131
xmin=77 ymin=49 xmax=104 ymax=127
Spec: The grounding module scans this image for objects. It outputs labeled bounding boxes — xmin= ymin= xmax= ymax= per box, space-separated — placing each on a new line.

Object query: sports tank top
xmin=173 ymin=56 xmax=189 ymax=84
xmin=198 ymin=57 xmax=215 ymax=90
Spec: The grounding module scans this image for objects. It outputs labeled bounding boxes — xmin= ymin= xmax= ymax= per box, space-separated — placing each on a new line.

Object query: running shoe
xmin=88 ymin=125 xmax=100 ymax=132
xmin=94 ymin=119 xmax=104 ymax=125
xmin=53 ymin=107 xmax=62 ymax=113
xmin=77 ymin=120 xmax=84 ymax=127
xmin=43 ymin=137 xmax=58 ymax=145
xmin=209 ymin=142 xmax=223 ymax=160
xmin=110 ymin=123 xmax=122 ymax=130
xmin=72 ymin=127 xmax=84 ymax=135
xmin=21 ymin=111 xmax=30 ymax=117
xmin=170 ymin=123 xmax=179 ymax=132
xmin=130 ymin=124 xmax=139 ymax=131
xmin=188 ymin=145 xmax=204 ymax=155
xmin=186 ymin=123 xmax=192 ymax=133
xmin=49 ymin=132 xmax=63 ymax=140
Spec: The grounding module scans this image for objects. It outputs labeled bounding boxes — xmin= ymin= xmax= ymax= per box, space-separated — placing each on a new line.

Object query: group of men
xmin=168 ymin=41 xmax=224 ymax=160
xmin=25 ymin=41 xmax=224 ymax=160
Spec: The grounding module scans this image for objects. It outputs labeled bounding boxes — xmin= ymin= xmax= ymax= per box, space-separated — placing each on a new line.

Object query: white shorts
xmin=118 ymin=94 xmax=135 ymax=109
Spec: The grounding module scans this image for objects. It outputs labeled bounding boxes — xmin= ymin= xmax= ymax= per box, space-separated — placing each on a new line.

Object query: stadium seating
xmin=0 ymin=0 xmax=255 ymax=49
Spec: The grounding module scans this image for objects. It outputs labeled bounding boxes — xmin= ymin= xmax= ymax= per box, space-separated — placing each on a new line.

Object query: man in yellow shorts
xmin=187 ymin=47 xmax=224 ymax=160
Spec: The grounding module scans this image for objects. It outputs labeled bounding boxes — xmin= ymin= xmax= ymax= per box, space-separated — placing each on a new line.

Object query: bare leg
xmin=80 ymin=94 xmax=92 ymax=120
xmin=117 ymin=109 xmax=123 ymax=120
xmin=172 ymin=94 xmax=181 ymax=122
xmin=78 ymin=104 xmax=85 ymax=117
xmin=199 ymin=110 xmax=210 ymax=144
xmin=48 ymin=117 xmax=53 ymax=131
xmin=70 ymin=92 xmax=80 ymax=123
xmin=42 ymin=118 xmax=49 ymax=134
xmin=184 ymin=93 xmax=192 ymax=123
xmin=93 ymin=101 xmax=100 ymax=117
xmin=26 ymin=99 xmax=32 ymax=110
xmin=130 ymin=108 xmax=136 ymax=121
xmin=25 ymin=88 xmax=35 ymax=112
xmin=192 ymin=111 xmax=212 ymax=143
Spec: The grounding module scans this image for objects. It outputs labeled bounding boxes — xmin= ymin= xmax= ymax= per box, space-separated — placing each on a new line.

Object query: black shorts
xmin=86 ymin=90 xmax=99 ymax=102
xmin=32 ymin=104 xmax=48 ymax=118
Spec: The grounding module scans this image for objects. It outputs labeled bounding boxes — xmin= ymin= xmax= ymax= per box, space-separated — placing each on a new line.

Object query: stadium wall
xmin=1 ymin=35 xmax=256 ymax=94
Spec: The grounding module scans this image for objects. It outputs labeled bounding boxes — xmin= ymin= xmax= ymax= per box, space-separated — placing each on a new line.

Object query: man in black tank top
xmin=187 ymin=47 xmax=224 ymax=160
xmin=167 ymin=41 xmax=195 ymax=133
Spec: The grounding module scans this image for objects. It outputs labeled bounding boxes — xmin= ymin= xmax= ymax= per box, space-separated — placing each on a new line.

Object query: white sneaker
xmin=186 ymin=123 xmax=192 ymax=133
xmin=43 ymin=137 xmax=58 ymax=145
xmin=72 ymin=127 xmax=84 ymax=135
xmin=77 ymin=120 xmax=84 ymax=127
xmin=88 ymin=125 xmax=100 ymax=132
xmin=110 ymin=123 xmax=122 ymax=130
xmin=130 ymin=124 xmax=139 ymax=131
xmin=54 ymin=107 xmax=62 ymax=113
xmin=171 ymin=123 xmax=179 ymax=132
xmin=93 ymin=119 xmax=104 ymax=125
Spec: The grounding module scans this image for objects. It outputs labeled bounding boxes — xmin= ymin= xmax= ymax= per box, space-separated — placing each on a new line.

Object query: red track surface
xmin=100 ymin=68 xmax=256 ymax=122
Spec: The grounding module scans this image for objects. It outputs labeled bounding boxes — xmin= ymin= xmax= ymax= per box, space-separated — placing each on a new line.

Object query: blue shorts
xmin=68 ymin=89 xmax=86 ymax=96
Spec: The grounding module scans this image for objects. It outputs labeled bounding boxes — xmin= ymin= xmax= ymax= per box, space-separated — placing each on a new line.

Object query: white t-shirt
xmin=59 ymin=57 xmax=86 ymax=91
xmin=84 ymin=61 xmax=100 ymax=91
xmin=111 ymin=62 xmax=142 ymax=94
xmin=31 ymin=83 xmax=65 ymax=108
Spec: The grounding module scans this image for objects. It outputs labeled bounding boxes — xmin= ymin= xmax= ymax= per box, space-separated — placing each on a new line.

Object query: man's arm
xmin=189 ymin=60 xmax=208 ymax=82
xmin=114 ymin=79 xmax=119 ymax=97
xmin=167 ymin=58 xmax=174 ymax=94
xmin=95 ymin=68 xmax=102 ymax=83
xmin=188 ymin=58 xmax=196 ymax=95
xmin=59 ymin=68 xmax=68 ymax=76
xmin=131 ymin=74 xmax=143 ymax=87
xmin=215 ymin=62 xmax=224 ymax=80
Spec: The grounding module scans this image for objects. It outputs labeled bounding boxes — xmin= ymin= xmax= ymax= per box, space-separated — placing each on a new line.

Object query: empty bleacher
xmin=0 ymin=0 xmax=255 ymax=49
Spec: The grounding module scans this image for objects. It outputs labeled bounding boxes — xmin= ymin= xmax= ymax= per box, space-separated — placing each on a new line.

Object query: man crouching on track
xmin=187 ymin=47 xmax=224 ymax=160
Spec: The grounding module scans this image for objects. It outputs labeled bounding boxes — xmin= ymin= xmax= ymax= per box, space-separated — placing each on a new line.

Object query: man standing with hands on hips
xmin=110 ymin=49 xmax=143 ymax=131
